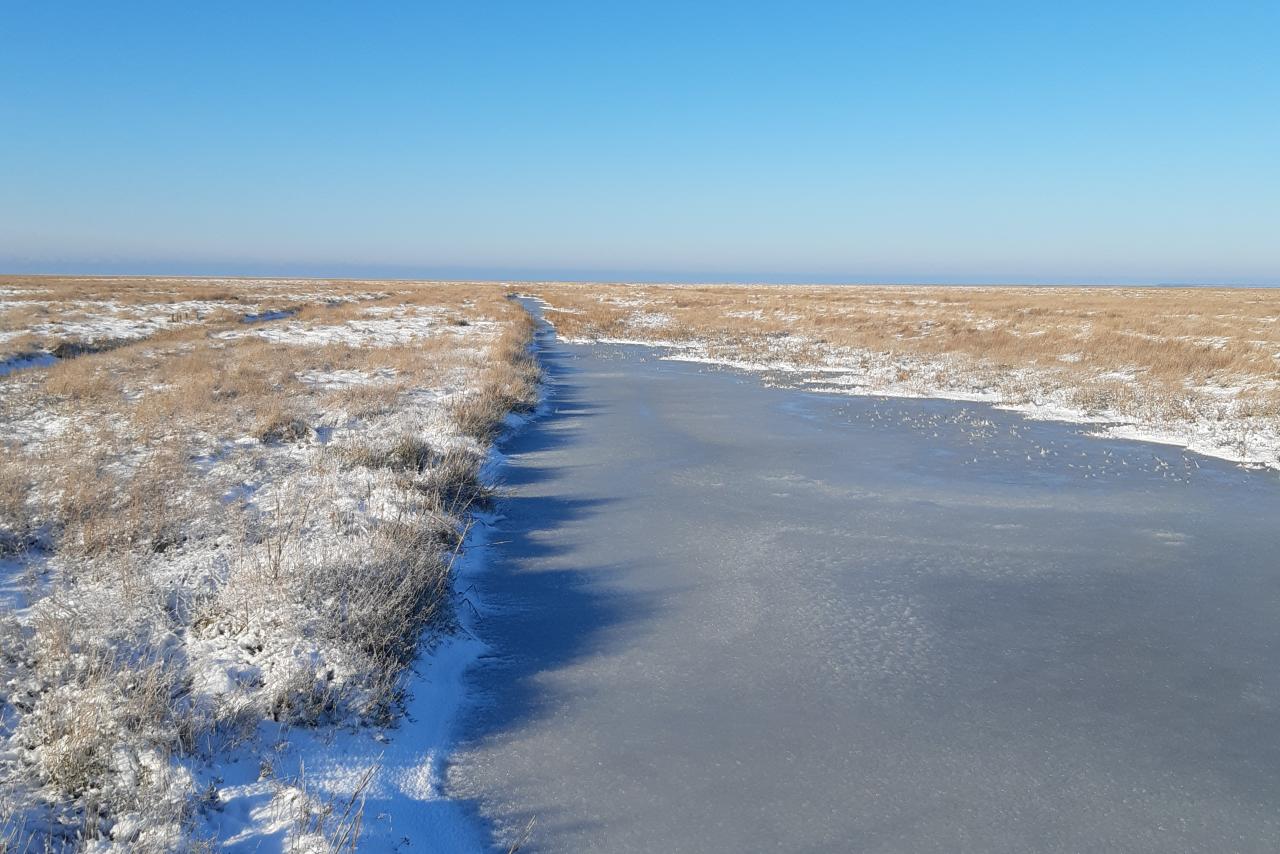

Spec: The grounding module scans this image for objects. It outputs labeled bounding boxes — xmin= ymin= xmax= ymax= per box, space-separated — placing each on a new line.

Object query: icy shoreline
xmin=207 ymin=434 xmax=530 ymax=852
xmin=200 ymin=331 xmax=549 ymax=851
xmin=560 ymin=333 xmax=1280 ymax=473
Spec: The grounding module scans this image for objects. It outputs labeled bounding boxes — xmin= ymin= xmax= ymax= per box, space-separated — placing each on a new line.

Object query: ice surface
xmin=0 ymin=352 xmax=57 ymax=376
xmin=447 ymin=301 xmax=1280 ymax=852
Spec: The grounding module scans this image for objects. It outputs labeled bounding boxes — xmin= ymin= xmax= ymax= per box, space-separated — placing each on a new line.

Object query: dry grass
xmin=449 ymin=318 xmax=542 ymax=442
xmin=529 ymin=283 xmax=1280 ymax=380
xmin=0 ymin=276 xmax=540 ymax=850
xmin=43 ymin=354 xmax=122 ymax=401
xmin=0 ymin=447 xmax=33 ymax=553
xmin=54 ymin=439 xmax=208 ymax=559
xmin=0 ymin=274 xmax=385 ymax=366
xmin=253 ymin=406 xmax=311 ymax=444
xmin=324 ymin=382 xmax=406 ymax=418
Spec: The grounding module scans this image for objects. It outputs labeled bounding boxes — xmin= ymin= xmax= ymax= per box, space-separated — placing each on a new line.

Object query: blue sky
xmin=2 ymin=2 xmax=1277 ymax=284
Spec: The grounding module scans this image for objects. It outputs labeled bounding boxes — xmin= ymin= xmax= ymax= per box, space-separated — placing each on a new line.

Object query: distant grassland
xmin=527 ymin=283 xmax=1280 ymax=467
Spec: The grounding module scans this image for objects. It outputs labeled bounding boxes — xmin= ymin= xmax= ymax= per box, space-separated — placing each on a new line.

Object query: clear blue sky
xmin=2 ymin=2 xmax=1277 ymax=284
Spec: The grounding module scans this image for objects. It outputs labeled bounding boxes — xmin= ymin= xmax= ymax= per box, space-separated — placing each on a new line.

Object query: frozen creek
xmin=446 ymin=301 xmax=1280 ymax=852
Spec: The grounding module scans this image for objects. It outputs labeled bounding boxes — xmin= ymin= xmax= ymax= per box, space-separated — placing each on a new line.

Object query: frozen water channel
xmin=448 ymin=302 xmax=1280 ymax=852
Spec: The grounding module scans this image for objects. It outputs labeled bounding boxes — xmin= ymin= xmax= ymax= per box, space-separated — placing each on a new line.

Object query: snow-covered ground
xmin=0 ymin=279 xmax=538 ymax=851
xmin=0 ymin=277 xmax=389 ymax=360
xmin=203 ymin=431 xmax=534 ymax=854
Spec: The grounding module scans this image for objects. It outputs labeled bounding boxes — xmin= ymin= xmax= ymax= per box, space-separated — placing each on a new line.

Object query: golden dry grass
xmin=527 ymin=282 xmax=1280 ymax=429
xmin=529 ymin=283 xmax=1278 ymax=375
xmin=0 ymin=271 xmax=532 ymax=571
xmin=0 ymin=274 xmax=378 ymax=362
xmin=0 ymin=276 xmax=540 ymax=848
xmin=0 ymin=446 xmax=31 ymax=550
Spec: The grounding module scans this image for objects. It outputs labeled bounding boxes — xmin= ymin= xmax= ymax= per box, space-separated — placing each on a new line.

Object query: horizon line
xmin=1 ymin=269 xmax=1277 ymax=290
